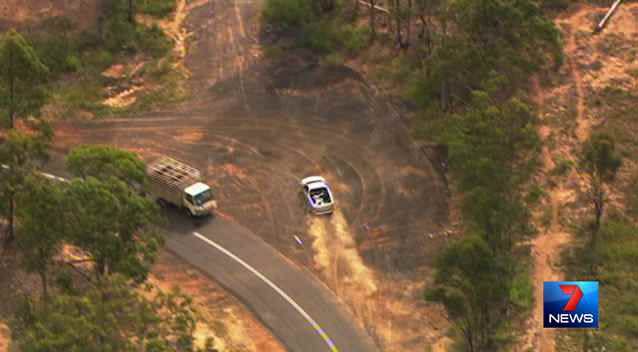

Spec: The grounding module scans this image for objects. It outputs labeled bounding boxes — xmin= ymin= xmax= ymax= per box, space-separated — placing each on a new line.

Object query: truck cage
xmin=147 ymin=157 xmax=201 ymax=189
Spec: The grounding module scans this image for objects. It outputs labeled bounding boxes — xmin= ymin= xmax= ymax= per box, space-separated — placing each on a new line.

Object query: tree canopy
xmin=426 ymin=235 xmax=511 ymax=352
xmin=0 ymin=29 xmax=49 ymax=128
xmin=66 ymin=145 xmax=147 ymax=188
xmin=15 ymin=177 xmax=67 ymax=299
xmin=12 ymin=276 xmax=217 ymax=352
xmin=64 ymin=177 xmax=162 ymax=282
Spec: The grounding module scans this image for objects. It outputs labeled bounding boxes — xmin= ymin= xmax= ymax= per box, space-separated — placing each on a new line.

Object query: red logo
xmin=560 ymin=285 xmax=584 ymax=311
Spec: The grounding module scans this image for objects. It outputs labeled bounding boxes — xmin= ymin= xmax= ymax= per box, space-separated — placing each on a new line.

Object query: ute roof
xmin=301 ymin=176 xmax=327 ymax=186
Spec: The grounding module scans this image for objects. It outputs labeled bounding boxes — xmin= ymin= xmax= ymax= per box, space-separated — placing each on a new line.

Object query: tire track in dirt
xmin=520 ymin=6 xmax=596 ymax=352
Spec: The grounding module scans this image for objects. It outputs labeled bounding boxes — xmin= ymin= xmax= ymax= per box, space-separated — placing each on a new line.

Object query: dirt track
xmin=52 ymin=0 xmax=449 ymax=349
xmin=519 ymin=3 xmax=638 ymax=351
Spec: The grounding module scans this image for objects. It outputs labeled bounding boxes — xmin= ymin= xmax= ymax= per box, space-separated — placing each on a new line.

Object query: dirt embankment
xmin=519 ymin=3 xmax=638 ymax=351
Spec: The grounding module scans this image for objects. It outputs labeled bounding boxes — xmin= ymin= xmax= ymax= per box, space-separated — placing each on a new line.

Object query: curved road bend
xmin=40 ymin=156 xmax=380 ymax=352
xmin=163 ymin=211 xmax=380 ymax=352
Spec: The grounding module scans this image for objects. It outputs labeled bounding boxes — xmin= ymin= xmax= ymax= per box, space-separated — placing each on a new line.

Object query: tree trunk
xmin=405 ymin=0 xmax=411 ymax=49
xmin=394 ymin=0 xmax=403 ymax=48
xmin=6 ymin=195 xmax=14 ymax=245
xmin=440 ymin=80 xmax=449 ymax=111
xmin=591 ymin=182 xmax=604 ymax=248
xmin=369 ymin=0 xmax=377 ymax=40
xmin=128 ymin=0 xmax=135 ymax=24
xmin=39 ymin=269 xmax=48 ymax=301
xmin=593 ymin=190 xmax=604 ymax=235
xmin=8 ymin=42 xmax=15 ymax=129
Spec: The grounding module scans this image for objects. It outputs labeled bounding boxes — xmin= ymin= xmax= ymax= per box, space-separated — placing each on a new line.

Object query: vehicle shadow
xmin=160 ymin=204 xmax=214 ymax=236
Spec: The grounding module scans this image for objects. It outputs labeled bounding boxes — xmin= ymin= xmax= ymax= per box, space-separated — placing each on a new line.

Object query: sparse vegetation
xmin=17 ymin=0 xmax=179 ymax=118
xmin=579 ymin=133 xmax=622 ymax=242
xmin=561 ymin=219 xmax=638 ymax=352
xmin=1 ymin=140 xmax=215 ymax=351
xmin=138 ymin=0 xmax=178 ymax=18
xmin=263 ymin=0 xmax=372 ymax=58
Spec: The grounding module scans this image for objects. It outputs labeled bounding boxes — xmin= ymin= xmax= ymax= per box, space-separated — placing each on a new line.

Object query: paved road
xmin=163 ymin=210 xmax=380 ymax=352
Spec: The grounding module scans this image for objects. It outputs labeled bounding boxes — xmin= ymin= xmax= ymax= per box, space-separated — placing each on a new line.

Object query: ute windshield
xmin=193 ymin=189 xmax=213 ymax=206
xmin=309 ymin=187 xmax=331 ymax=205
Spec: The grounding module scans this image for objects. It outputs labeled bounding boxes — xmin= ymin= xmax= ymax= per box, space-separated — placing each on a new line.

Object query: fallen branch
xmin=358 ymin=0 xmax=390 ymax=14
xmin=596 ymin=0 xmax=623 ymax=32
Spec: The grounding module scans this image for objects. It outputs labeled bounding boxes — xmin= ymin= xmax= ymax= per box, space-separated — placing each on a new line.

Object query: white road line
xmin=1 ymin=164 xmax=69 ymax=183
xmin=192 ymin=231 xmax=340 ymax=352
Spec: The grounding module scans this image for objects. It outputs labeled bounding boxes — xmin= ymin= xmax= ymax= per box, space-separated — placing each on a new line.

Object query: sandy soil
xmin=0 ymin=322 xmax=9 ymax=352
xmin=150 ymin=251 xmax=286 ymax=352
xmin=518 ymin=3 xmax=638 ymax=351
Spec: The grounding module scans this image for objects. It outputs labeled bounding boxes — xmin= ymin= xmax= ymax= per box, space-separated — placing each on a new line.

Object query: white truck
xmin=147 ymin=157 xmax=217 ymax=217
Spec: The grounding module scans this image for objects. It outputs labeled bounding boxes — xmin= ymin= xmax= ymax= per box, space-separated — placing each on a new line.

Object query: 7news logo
xmin=544 ymin=281 xmax=599 ymax=328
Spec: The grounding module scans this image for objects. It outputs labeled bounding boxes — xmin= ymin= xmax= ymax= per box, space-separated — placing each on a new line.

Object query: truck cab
xmin=183 ymin=182 xmax=217 ymax=216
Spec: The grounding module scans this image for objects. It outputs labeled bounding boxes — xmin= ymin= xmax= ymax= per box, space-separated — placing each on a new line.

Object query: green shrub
xmin=541 ymin=0 xmax=571 ymax=11
xmin=65 ymin=55 xmax=82 ymax=72
xmin=104 ymin=17 xmax=139 ymax=53
xmin=31 ymin=35 xmax=77 ymax=75
xmin=82 ymin=49 xmax=114 ymax=72
xmin=263 ymin=45 xmax=286 ymax=59
xmin=303 ymin=22 xmax=333 ymax=52
xmin=323 ymin=52 xmax=344 ymax=66
xmin=54 ymin=79 xmax=105 ymax=112
xmin=525 ymin=184 xmax=545 ymax=205
xmin=342 ymin=25 xmax=370 ymax=53
xmin=550 ymin=156 xmax=574 ymax=176
xmin=263 ymin=0 xmax=314 ymax=28
xmin=509 ymin=266 xmax=533 ymax=309
xmin=138 ymin=24 xmax=173 ymax=58
xmin=137 ymin=0 xmax=177 ymax=17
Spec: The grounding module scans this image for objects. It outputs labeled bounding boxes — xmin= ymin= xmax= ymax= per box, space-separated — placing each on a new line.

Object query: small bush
xmin=263 ymin=0 xmax=314 ymax=28
xmin=137 ymin=0 xmax=177 ymax=18
xmin=32 ymin=35 xmax=77 ymax=75
xmin=65 ymin=55 xmax=82 ymax=72
xmin=104 ymin=17 xmax=139 ymax=53
xmin=525 ymin=184 xmax=545 ymax=205
xmin=53 ymin=79 xmax=105 ymax=112
xmin=82 ymin=49 xmax=114 ymax=72
xmin=263 ymin=45 xmax=286 ymax=59
xmin=342 ymin=25 xmax=370 ymax=53
xmin=510 ymin=267 xmax=534 ymax=309
xmin=550 ymin=156 xmax=574 ymax=176
xmin=541 ymin=0 xmax=571 ymax=11
xmin=302 ymin=21 xmax=338 ymax=53
xmin=138 ymin=24 xmax=173 ymax=58
xmin=323 ymin=52 xmax=344 ymax=67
